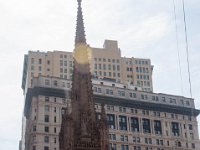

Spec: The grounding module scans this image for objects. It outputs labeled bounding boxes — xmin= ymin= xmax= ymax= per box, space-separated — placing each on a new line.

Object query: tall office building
xmin=19 ymin=0 xmax=200 ymax=150
xmin=21 ymin=42 xmax=153 ymax=94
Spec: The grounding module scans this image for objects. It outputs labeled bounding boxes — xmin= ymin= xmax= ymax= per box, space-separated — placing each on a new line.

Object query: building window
xmin=108 ymin=64 xmax=111 ymax=70
xmin=192 ymin=143 xmax=195 ymax=149
xmin=44 ymin=115 xmax=49 ymax=122
xmin=97 ymin=88 xmax=102 ymax=93
xmin=99 ymin=64 xmax=102 ymax=69
xmin=54 ymin=127 xmax=56 ymax=133
xmin=31 ymin=65 xmax=34 ymax=70
xmin=32 ymin=135 xmax=36 ymax=142
xmin=131 ymin=117 xmax=139 ymax=132
xmin=145 ymin=138 xmax=152 ymax=144
xmin=134 ymin=146 xmax=141 ymax=150
xmin=64 ymin=61 xmax=67 ymax=66
xmin=103 ymin=64 xmax=106 ymax=70
xmin=107 ymin=114 xmax=115 ymax=129
xmin=119 ymin=107 xmax=126 ymax=112
xmin=45 ymin=97 xmax=49 ymax=102
xmin=32 ymin=146 xmax=36 ymax=150
xmin=44 ymin=146 xmax=49 ymax=150
xmin=133 ymin=137 xmax=140 ymax=143
xmin=45 ymin=80 xmax=50 ymax=85
xmin=109 ymin=134 xmax=116 ymax=140
xmin=186 ymin=101 xmax=190 ymax=106
xmin=118 ymin=73 xmax=120 ymax=77
xmin=141 ymin=94 xmax=148 ymax=100
xmin=54 ymin=80 xmax=58 ymax=86
xmin=121 ymin=145 xmax=129 ymax=150
xmin=44 ymin=126 xmax=49 ymax=132
xmin=118 ymin=90 xmax=125 ymax=96
xmin=109 ymin=143 xmax=116 ymax=150
xmin=106 ymin=89 xmax=113 ymax=95
xmin=38 ymin=66 xmax=42 ymax=71
xmin=31 ymin=58 xmax=34 ymax=64
xmin=44 ymin=136 xmax=49 ymax=143
xmin=130 ymin=93 xmax=136 ymax=98
xmin=154 ymin=120 xmax=162 ymax=135
xmin=142 ymin=118 xmax=151 ymax=133
xmin=69 ymin=61 xmax=73 ymax=67
xmin=189 ymin=124 xmax=193 ymax=130
xmin=170 ymin=98 xmax=176 ymax=104
xmin=131 ymin=109 xmax=138 ymax=114
xmin=33 ymin=125 xmax=36 ymax=131
xmin=39 ymin=59 xmax=42 ymax=64
xmin=171 ymin=122 xmax=180 ymax=136
xmin=44 ymin=105 xmax=49 ymax=112
xmin=119 ymin=115 xmax=127 ymax=131
xmin=117 ymin=65 xmax=120 ymax=71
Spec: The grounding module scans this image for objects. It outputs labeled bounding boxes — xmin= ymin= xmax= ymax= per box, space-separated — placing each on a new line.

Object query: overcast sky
xmin=0 ymin=0 xmax=199 ymax=149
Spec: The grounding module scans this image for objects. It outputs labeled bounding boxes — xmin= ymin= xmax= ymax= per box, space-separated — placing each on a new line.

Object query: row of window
xmin=136 ymin=74 xmax=150 ymax=80
xmin=106 ymin=105 xmax=192 ymax=121
xmin=93 ymin=86 xmax=190 ymax=106
xmin=94 ymin=87 xmax=190 ymax=106
xmin=94 ymin=71 xmax=121 ymax=78
xmin=31 ymin=58 xmax=44 ymax=65
xmin=60 ymin=60 xmax=73 ymax=67
xmin=33 ymin=125 xmax=57 ymax=134
xmin=137 ymin=80 xmax=151 ymax=87
xmin=60 ymin=54 xmax=72 ymax=59
xmin=95 ymin=64 xmax=120 ymax=71
xmin=94 ymin=58 xmax=120 ymax=63
xmin=110 ymin=134 xmax=165 ymax=146
xmin=44 ymin=79 xmax=71 ymax=88
xmin=97 ymin=113 xmax=194 ymax=137
xmin=136 ymin=67 xmax=149 ymax=73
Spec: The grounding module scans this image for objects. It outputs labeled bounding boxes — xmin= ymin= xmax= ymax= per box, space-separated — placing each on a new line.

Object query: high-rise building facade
xmin=22 ymin=76 xmax=200 ymax=150
xmin=21 ymin=42 xmax=153 ymax=94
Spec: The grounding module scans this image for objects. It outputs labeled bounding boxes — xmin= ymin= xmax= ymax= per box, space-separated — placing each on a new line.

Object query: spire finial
xmin=75 ymin=0 xmax=86 ymax=45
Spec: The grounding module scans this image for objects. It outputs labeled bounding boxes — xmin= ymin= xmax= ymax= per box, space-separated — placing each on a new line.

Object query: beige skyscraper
xmin=21 ymin=41 xmax=153 ymax=94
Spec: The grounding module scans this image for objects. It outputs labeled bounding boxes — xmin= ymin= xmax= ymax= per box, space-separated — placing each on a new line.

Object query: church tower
xmin=59 ymin=0 xmax=109 ymax=150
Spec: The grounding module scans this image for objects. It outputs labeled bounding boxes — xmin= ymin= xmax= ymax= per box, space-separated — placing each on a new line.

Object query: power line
xmin=182 ymin=0 xmax=193 ymax=98
xmin=172 ymin=0 xmax=184 ymax=95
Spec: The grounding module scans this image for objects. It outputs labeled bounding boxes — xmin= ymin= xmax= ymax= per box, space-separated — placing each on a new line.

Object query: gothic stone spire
xmin=75 ymin=0 xmax=86 ymax=45
xmin=59 ymin=0 xmax=109 ymax=149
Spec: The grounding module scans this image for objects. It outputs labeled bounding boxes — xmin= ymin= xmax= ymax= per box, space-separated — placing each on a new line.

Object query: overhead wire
xmin=182 ymin=0 xmax=194 ymax=127
xmin=172 ymin=0 xmax=184 ymax=95
xmin=182 ymin=0 xmax=193 ymax=98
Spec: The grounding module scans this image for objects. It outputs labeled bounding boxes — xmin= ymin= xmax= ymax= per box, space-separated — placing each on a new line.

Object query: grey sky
xmin=0 ymin=0 xmax=199 ymax=149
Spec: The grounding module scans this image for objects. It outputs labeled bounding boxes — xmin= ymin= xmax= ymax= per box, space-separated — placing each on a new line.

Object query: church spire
xmin=75 ymin=0 xmax=86 ymax=45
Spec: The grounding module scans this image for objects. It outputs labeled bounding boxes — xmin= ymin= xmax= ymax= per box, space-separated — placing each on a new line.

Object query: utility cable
xmin=172 ymin=0 xmax=184 ymax=95
xmin=182 ymin=0 xmax=193 ymax=98
xmin=182 ymin=0 xmax=194 ymax=124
